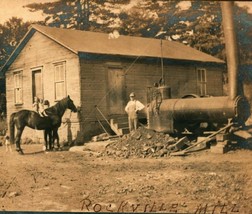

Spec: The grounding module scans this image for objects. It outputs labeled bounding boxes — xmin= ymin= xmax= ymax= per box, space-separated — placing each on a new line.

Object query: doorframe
xmin=106 ymin=63 xmax=127 ymax=116
xmin=31 ymin=66 xmax=43 ymax=103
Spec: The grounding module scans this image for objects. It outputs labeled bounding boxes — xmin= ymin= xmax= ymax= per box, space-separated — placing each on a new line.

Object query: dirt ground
xmin=0 ymin=141 xmax=251 ymax=213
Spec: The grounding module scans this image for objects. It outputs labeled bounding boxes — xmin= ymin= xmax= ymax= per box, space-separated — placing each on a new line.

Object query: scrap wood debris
xmin=101 ymin=127 xmax=191 ymax=158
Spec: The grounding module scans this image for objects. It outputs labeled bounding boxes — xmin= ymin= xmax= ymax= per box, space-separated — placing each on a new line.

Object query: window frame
xmin=13 ymin=70 xmax=23 ymax=105
xmin=31 ymin=66 xmax=43 ymax=103
xmin=196 ymin=68 xmax=207 ymax=96
xmin=53 ymin=61 xmax=66 ymax=101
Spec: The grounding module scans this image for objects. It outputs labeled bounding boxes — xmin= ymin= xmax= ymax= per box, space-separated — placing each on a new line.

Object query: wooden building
xmin=1 ymin=24 xmax=225 ymax=143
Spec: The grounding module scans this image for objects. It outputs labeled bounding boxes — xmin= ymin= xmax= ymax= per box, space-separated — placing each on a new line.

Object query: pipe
xmin=221 ymin=1 xmax=239 ymax=100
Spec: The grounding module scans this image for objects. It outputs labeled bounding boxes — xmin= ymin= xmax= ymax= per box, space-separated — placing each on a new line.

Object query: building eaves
xmin=0 ymin=24 xmax=225 ymax=75
xmin=0 ymin=28 xmax=36 ymax=74
xmin=32 ymin=24 xmax=225 ymax=64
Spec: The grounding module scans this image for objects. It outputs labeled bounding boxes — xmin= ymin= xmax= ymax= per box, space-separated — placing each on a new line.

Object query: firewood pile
xmin=102 ymin=127 xmax=189 ymax=158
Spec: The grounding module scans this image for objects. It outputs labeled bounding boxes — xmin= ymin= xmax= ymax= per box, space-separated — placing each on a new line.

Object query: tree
xmin=118 ymin=1 xmax=225 ymax=59
xmin=174 ymin=1 xmax=224 ymax=58
xmin=0 ymin=17 xmax=30 ymax=68
xmin=0 ymin=17 xmax=30 ymax=93
xmin=0 ymin=92 xmax=6 ymax=118
xmin=118 ymin=1 xmax=251 ymax=62
xmin=24 ymin=0 xmax=130 ymax=32
xmin=119 ymin=0 xmax=177 ymax=37
xmin=13 ymin=0 xmax=252 ymax=63
xmin=234 ymin=4 xmax=252 ymax=64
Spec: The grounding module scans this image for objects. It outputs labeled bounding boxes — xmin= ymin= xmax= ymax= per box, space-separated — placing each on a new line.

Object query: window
xmin=32 ymin=68 xmax=43 ymax=101
xmin=13 ymin=71 xmax=23 ymax=104
xmin=54 ymin=62 xmax=66 ymax=100
xmin=197 ymin=68 xmax=207 ymax=96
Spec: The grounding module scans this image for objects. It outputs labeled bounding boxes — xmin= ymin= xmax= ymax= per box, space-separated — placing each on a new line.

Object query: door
xmin=107 ymin=67 xmax=126 ymax=115
xmin=32 ymin=69 xmax=43 ymax=100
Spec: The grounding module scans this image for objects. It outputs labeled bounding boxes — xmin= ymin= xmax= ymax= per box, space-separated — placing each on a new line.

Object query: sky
xmin=0 ymin=0 xmax=58 ymax=24
xmin=0 ymin=0 xmax=251 ymax=24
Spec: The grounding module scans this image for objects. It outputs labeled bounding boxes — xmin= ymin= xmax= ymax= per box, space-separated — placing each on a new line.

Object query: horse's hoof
xmin=17 ymin=150 xmax=24 ymax=155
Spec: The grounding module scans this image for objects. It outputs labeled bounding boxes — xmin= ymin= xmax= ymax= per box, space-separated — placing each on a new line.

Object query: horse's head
xmin=67 ymin=95 xmax=77 ymax=113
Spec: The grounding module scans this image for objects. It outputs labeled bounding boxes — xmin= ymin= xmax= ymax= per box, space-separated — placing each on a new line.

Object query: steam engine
xmin=147 ymin=87 xmax=251 ymax=134
xmin=147 ymin=2 xmax=251 ymax=136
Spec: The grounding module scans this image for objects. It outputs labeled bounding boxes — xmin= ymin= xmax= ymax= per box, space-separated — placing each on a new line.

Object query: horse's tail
xmin=9 ymin=112 xmax=16 ymax=144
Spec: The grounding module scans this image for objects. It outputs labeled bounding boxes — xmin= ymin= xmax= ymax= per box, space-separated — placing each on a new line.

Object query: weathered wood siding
xmin=205 ymin=66 xmax=224 ymax=96
xmin=78 ymin=59 xmax=107 ymax=139
xmin=5 ymin=32 xmax=81 ymax=144
xmin=5 ymin=29 xmax=223 ymax=143
xmin=124 ymin=63 xmax=223 ymax=99
xmin=79 ymin=56 xmax=224 ymax=139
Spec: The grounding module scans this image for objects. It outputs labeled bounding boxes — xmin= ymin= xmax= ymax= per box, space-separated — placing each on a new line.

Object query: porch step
xmin=110 ymin=115 xmax=129 ymax=136
xmin=111 ymin=117 xmax=128 ymax=124
xmin=120 ymin=127 xmax=130 ymax=135
xmin=115 ymin=122 xmax=129 ymax=129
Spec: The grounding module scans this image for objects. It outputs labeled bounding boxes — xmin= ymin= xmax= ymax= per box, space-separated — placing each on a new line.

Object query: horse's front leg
xmin=43 ymin=130 xmax=47 ymax=150
xmin=44 ymin=130 xmax=48 ymax=151
xmin=48 ymin=130 xmax=53 ymax=150
xmin=15 ymin=128 xmax=24 ymax=155
xmin=44 ymin=129 xmax=52 ymax=151
xmin=53 ymin=128 xmax=60 ymax=149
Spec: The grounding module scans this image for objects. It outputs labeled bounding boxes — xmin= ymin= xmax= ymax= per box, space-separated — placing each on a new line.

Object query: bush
xmin=0 ymin=118 xmax=7 ymax=136
xmin=0 ymin=93 xmax=6 ymax=122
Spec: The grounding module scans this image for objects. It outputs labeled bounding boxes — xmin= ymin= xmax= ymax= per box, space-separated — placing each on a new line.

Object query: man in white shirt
xmin=125 ymin=92 xmax=145 ymax=132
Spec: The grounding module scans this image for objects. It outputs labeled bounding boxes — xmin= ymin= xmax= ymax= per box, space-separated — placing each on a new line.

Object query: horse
xmin=9 ymin=95 xmax=77 ymax=154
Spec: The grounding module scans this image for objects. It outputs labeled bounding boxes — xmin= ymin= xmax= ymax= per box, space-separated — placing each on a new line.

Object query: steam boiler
xmin=147 ymin=90 xmax=250 ymax=134
xmin=147 ymin=2 xmax=251 ymax=136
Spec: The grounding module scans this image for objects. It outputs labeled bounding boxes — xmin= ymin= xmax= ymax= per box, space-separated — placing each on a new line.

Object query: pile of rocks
xmin=102 ymin=127 xmax=189 ymax=158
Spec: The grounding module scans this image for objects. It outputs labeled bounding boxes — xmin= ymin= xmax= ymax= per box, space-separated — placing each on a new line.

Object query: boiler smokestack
xmin=221 ymin=1 xmax=239 ymax=100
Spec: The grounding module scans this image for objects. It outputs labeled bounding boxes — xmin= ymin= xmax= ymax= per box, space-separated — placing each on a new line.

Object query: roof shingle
xmin=32 ymin=24 xmax=224 ymax=63
xmin=1 ymin=24 xmax=225 ymax=74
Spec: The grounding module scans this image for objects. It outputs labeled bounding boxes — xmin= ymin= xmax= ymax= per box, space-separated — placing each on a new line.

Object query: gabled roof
xmin=1 ymin=24 xmax=224 ymax=73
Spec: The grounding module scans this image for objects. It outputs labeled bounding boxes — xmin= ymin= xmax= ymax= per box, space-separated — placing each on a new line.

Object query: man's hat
xmin=129 ymin=92 xmax=135 ymax=97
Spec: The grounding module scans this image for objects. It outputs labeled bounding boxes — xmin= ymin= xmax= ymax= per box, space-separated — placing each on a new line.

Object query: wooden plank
xmin=5 ymin=31 xmax=81 ymax=142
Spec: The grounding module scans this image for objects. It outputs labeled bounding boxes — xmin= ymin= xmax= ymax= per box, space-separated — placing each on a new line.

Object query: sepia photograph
xmin=0 ymin=0 xmax=252 ymax=213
